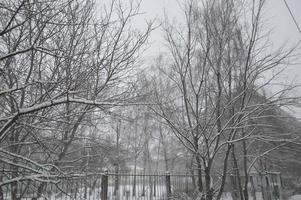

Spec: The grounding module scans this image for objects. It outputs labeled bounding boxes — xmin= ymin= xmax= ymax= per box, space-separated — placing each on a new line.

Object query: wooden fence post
xmin=101 ymin=170 xmax=108 ymax=200
xmin=165 ymin=171 xmax=171 ymax=199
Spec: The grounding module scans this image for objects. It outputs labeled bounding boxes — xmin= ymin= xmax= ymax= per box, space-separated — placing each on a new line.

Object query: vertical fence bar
xmin=114 ymin=166 xmax=119 ymax=197
xmin=132 ymin=171 xmax=136 ymax=197
xmin=0 ymin=171 xmax=3 ymax=200
xmin=165 ymin=171 xmax=171 ymax=199
xmin=101 ymin=170 xmax=108 ymax=200
xmin=277 ymin=173 xmax=283 ymax=200
xmin=250 ymin=175 xmax=257 ymax=200
xmin=265 ymin=174 xmax=272 ymax=200
xmin=142 ymin=171 xmax=145 ymax=197
xmin=154 ymin=174 xmax=156 ymax=197
xmin=185 ymin=171 xmax=188 ymax=194
xmin=0 ymin=188 xmax=3 ymax=200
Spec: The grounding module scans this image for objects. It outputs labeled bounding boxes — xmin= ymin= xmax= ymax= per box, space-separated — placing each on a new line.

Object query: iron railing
xmin=0 ymin=169 xmax=283 ymax=200
xmin=0 ymin=170 xmax=197 ymax=200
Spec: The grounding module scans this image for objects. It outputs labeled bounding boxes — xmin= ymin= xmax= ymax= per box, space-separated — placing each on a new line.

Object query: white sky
xmin=138 ymin=0 xmax=301 ymax=82
xmin=140 ymin=0 xmax=301 ymax=92
xmin=97 ymin=0 xmax=301 ymax=61
xmin=136 ymin=0 xmax=301 ymax=54
xmin=98 ymin=0 xmax=301 ymax=116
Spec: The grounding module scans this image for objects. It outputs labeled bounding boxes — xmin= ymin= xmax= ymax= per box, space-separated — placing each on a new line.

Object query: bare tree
xmin=0 ymin=0 xmax=153 ymax=197
xmin=147 ymin=0 xmax=299 ymax=200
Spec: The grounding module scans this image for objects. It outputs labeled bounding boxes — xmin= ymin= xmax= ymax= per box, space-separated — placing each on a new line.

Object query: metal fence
xmin=228 ymin=172 xmax=283 ymax=200
xmin=0 ymin=170 xmax=196 ymax=200
xmin=0 ymin=170 xmax=284 ymax=200
xmin=105 ymin=171 xmax=196 ymax=200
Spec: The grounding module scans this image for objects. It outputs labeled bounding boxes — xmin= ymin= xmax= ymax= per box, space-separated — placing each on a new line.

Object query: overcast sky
xmin=98 ymin=0 xmax=301 ymax=60
xmin=136 ymin=0 xmax=301 ymax=54
xmin=99 ymin=0 xmax=301 ymax=116
xmin=136 ymin=0 xmax=301 ymax=115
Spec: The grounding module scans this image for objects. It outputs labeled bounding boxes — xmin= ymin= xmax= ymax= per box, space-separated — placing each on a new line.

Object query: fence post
xmin=165 ymin=171 xmax=171 ymax=199
xmin=113 ymin=164 xmax=119 ymax=197
xmin=276 ymin=173 xmax=283 ymax=200
xmin=101 ymin=170 xmax=108 ymax=200
xmin=250 ymin=175 xmax=257 ymax=200
xmin=185 ymin=171 xmax=189 ymax=194
xmin=0 ymin=169 xmax=3 ymax=200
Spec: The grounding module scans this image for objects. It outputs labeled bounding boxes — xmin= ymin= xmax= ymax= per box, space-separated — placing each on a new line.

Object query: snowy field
xmin=289 ymin=195 xmax=301 ymax=200
xmin=220 ymin=192 xmax=267 ymax=200
xmin=3 ymin=184 xmax=168 ymax=200
xmin=3 ymin=185 xmax=298 ymax=200
xmin=4 ymin=192 xmax=301 ymax=200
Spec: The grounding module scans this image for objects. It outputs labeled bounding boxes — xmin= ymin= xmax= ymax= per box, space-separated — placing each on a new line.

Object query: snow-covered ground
xmin=5 ymin=192 xmax=301 ymax=200
xmin=221 ymin=192 xmax=301 ymax=200
xmin=107 ymin=184 xmax=168 ymax=200
xmin=2 ymin=184 xmax=168 ymax=200
xmin=289 ymin=195 xmax=301 ymax=200
xmin=220 ymin=192 xmax=264 ymax=200
xmin=3 ymin=185 xmax=298 ymax=200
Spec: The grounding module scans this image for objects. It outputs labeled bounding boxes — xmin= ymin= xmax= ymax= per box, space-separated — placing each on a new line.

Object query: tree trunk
xmin=205 ymin=167 xmax=213 ymax=200
xmin=231 ymin=146 xmax=244 ymax=200
xmin=242 ymin=138 xmax=249 ymax=200
xmin=195 ymin=155 xmax=203 ymax=193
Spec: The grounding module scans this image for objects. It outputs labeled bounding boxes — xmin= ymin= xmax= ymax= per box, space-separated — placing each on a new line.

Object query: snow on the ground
xmin=2 ymin=184 xmax=168 ymax=200
xmin=289 ymin=195 xmax=301 ymax=200
xmin=220 ymin=192 xmax=264 ymax=200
